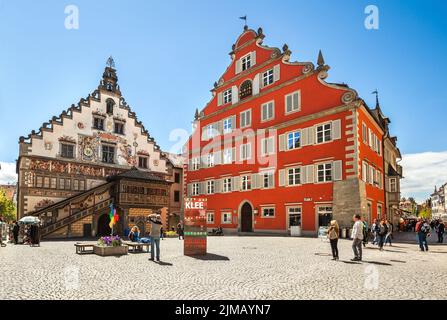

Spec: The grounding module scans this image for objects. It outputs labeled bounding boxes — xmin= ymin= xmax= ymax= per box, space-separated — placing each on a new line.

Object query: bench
xmin=124 ymin=242 xmax=150 ymax=253
xmin=74 ymin=243 xmax=95 ymax=254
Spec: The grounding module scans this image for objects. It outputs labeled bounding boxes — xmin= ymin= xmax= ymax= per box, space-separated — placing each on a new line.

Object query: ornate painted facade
xmin=16 ymin=60 xmax=180 ymax=237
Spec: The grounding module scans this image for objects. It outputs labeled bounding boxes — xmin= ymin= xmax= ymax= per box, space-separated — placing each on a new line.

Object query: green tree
xmin=0 ymin=190 xmax=16 ymax=222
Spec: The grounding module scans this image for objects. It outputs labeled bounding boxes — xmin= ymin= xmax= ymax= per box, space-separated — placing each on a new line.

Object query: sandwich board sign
xmin=184 ymin=198 xmax=207 ymax=256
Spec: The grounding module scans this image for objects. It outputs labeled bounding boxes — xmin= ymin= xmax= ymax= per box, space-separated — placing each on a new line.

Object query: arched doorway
xmin=97 ymin=214 xmax=112 ymax=236
xmin=240 ymin=202 xmax=253 ymax=232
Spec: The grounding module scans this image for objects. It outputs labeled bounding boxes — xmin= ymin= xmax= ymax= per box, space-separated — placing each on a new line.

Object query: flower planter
xmin=93 ymin=245 xmax=128 ymax=257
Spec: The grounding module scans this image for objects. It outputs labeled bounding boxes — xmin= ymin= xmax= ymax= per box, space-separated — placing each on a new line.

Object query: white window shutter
xmin=236 ymin=59 xmax=242 ymax=74
xmin=201 ymin=127 xmax=208 ymax=141
xmin=278 ymin=134 xmax=286 ymax=152
xmin=201 ymin=155 xmax=208 ymax=167
xmin=217 ymin=121 xmax=223 ymax=136
xmin=368 ymin=128 xmax=373 ymax=147
xmin=231 ymin=115 xmax=237 ymax=129
xmin=251 ymin=51 xmax=256 ymax=66
xmin=308 ymin=126 xmax=316 ymax=145
xmin=332 ymin=119 xmax=341 ymax=140
xmin=214 ymin=151 xmax=222 ymax=165
xmin=251 ymin=174 xmax=259 ymax=189
xmin=232 ymin=85 xmax=239 ymax=104
xmin=231 ymin=147 xmax=236 ymax=162
xmin=215 ymin=179 xmax=221 ymax=193
xmin=333 ymin=160 xmax=342 ymax=181
xmin=279 ymin=169 xmax=286 ymax=187
xmin=306 ymin=165 xmax=314 ymax=184
xmin=301 ymin=128 xmax=308 ymax=146
xmin=187 ymin=184 xmax=192 ymax=197
xmin=302 ymin=166 xmax=307 ymax=184
xmin=217 ymin=92 xmax=223 ymax=106
xmin=253 ymin=73 xmax=260 ymax=95
xmin=232 ymin=176 xmax=240 ymax=191
xmin=273 ymin=64 xmax=280 ymax=82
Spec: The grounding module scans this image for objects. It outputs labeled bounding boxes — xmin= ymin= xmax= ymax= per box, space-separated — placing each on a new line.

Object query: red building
xmin=185 ymin=27 xmax=389 ymax=235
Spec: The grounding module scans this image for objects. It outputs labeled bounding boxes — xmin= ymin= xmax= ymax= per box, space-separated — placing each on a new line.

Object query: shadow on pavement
xmin=390 ymin=260 xmax=406 ymax=263
xmin=188 ymin=253 xmax=230 ymax=261
xmin=341 ymin=260 xmax=362 ymax=265
xmin=156 ymin=261 xmax=173 ymax=266
xmin=363 ymin=260 xmax=392 ymax=266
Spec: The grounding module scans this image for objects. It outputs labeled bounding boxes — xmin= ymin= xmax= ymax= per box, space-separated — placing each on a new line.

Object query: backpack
xmin=421 ymin=223 xmax=430 ymax=234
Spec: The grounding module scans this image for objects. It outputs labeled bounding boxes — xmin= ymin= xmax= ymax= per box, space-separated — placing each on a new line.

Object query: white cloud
xmin=0 ymin=162 xmax=17 ymax=185
xmin=400 ymin=151 xmax=447 ymax=203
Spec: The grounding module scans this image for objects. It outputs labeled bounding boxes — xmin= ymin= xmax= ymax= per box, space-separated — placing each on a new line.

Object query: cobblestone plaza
xmin=1 ymin=236 xmax=446 ymax=300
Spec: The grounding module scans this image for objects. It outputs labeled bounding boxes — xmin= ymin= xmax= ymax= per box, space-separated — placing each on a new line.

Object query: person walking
xmin=384 ymin=219 xmax=393 ymax=246
xmin=436 ymin=220 xmax=444 ymax=243
xmin=371 ymin=219 xmax=379 ymax=245
xmin=149 ymin=214 xmax=163 ymax=262
xmin=327 ymin=220 xmax=339 ymax=260
xmin=416 ymin=218 xmax=430 ymax=252
xmin=177 ymin=222 xmax=184 ymax=240
xmin=362 ymin=219 xmax=369 ymax=248
xmin=160 ymin=226 xmax=164 ymax=240
xmin=377 ymin=219 xmax=388 ymax=251
xmin=351 ymin=214 xmax=364 ymax=261
xmin=12 ymin=221 xmax=19 ymax=244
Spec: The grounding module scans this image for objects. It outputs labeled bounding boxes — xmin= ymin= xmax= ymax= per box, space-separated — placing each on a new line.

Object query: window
xmin=221 ymin=212 xmax=232 ymax=224
xmin=174 ymin=191 xmax=180 ymax=202
xmin=261 ymin=101 xmax=274 ymax=121
xmin=223 ymin=89 xmax=232 ymax=104
xmin=288 ymin=207 xmax=302 ymax=227
xmin=288 ymin=167 xmax=301 ymax=186
xmin=241 ymin=175 xmax=251 ymax=191
xmin=73 ymin=179 xmax=79 ymax=191
xmin=368 ymin=166 xmax=374 ymax=185
xmin=390 ymin=178 xmax=397 ymax=192
xmin=285 ymin=91 xmax=300 ymax=113
xmin=65 ymin=179 xmax=71 ymax=190
xmin=223 ymin=177 xmax=232 ymax=193
xmin=102 ymin=145 xmax=115 ymax=164
xmin=239 ymin=80 xmax=252 ymax=100
xmin=61 ymin=143 xmax=75 ymax=159
xmin=262 ymin=207 xmax=275 ymax=218
xmin=318 ymin=206 xmax=333 ymax=227
xmin=240 ymin=143 xmax=252 ymax=161
xmin=206 ymin=124 xmax=217 ymax=139
xmin=207 ymin=154 xmax=215 ymax=167
xmin=43 ymin=177 xmax=50 ymax=188
xmin=114 ymin=122 xmax=124 ymax=135
xmin=261 ymin=137 xmax=275 ymax=156
xmin=93 ymin=117 xmax=104 ymax=130
xmin=79 ymin=180 xmax=85 ymax=191
xmin=362 ymin=123 xmax=368 ymax=144
xmin=317 ymin=163 xmax=332 ymax=182
xmin=241 ymin=54 xmax=251 ymax=71
xmin=59 ymin=178 xmax=66 ymax=190
xmin=175 ymin=173 xmax=180 ymax=183
xmin=192 ymin=183 xmax=199 ymax=196
xmin=138 ymin=156 xmax=148 ymax=169
xmin=262 ymin=69 xmax=274 ymax=87
xmin=287 ymin=131 xmax=301 ymax=150
xmin=36 ymin=176 xmax=43 ymax=188
xmin=362 ymin=161 xmax=368 ymax=182
xmin=240 ymin=109 xmax=251 ymax=128
xmin=223 ymin=149 xmax=233 ymax=164
xmin=223 ymin=117 xmax=233 ymax=134
xmin=262 ymin=172 xmax=274 ymax=189
xmin=316 ymin=123 xmax=332 ymax=143
xmin=206 ymin=180 xmax=215 ymax=194
xmin=106 ymin=100 xmax=114 ymax=115
xmin=192 ymin=157 xmax=200 ymax=171
xmin=50 ymin=177 xmax=57 ymax=189
xmin=207 ymin=212 xmax=214 ymax=224
xmin=377 ymin=205 xmax=383 ymax=220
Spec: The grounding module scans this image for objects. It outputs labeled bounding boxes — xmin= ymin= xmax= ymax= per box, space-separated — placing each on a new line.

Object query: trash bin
xmin=346 ymin=228 xmax=351 ymax=239
xmin=341 ymin=228 xmax=347 ymax=238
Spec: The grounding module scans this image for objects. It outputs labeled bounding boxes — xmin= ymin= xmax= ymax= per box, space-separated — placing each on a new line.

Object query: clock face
xmin=84 ymin=147 xmax=93 ymax=157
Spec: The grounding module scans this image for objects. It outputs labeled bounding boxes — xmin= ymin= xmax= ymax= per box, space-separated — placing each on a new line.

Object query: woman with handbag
xmin=327 ymin=220 xmax=340 ymax=261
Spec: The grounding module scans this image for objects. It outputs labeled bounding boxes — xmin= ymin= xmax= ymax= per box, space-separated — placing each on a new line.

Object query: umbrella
xmin=19 ymin=216 xmax=40 ymax=225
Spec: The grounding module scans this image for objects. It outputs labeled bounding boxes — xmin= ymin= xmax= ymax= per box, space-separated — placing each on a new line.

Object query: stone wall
xmin=332 ymin=178 xmax=367 ymax=228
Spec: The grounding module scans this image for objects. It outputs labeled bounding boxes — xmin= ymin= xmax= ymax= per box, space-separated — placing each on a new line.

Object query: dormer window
xmin=114 ymin=122 xmax=124 ymax=135
xmin=241 ymin=54 xmax=251 ymax=71
xmin=239 ymin=80 xmax=252 ymax=100
xmin=138 ymin=156 xmax=148 ymax=169
xmin=106 ymin=99 xmax=115 ymax=115
xmin=106 ymin=82 xmax=113 ymax=91
xmin=223 ymin=89 xmax=232 ymax=104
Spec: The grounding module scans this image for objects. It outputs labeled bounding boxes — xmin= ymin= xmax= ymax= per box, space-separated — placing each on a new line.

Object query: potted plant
xmin=93 ymin=235 xmax=128 ymax=256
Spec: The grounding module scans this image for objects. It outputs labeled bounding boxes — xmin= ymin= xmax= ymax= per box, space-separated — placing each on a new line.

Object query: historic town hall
xmin=185 ymin=27 xmax=402 ymax=235
xmin=16 ymin=59 xmax=183 ymax=238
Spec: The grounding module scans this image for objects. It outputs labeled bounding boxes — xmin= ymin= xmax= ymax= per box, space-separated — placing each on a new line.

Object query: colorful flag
xmin=109 ymin=203 xmax=119 ymax=229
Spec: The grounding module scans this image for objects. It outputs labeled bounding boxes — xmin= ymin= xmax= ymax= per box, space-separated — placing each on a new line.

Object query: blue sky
xmin=1 ymin=0 xmax=447 ymax=200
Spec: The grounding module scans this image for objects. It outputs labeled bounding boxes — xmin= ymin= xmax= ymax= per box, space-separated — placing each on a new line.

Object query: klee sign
xmin=185 ymin=200 xmax=205 ymax=210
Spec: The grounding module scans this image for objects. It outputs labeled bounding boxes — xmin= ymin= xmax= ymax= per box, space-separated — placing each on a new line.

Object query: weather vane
xmin=239 ymin=15 xmax=247 ymax=28
xmin=106 ymin=56 xmax=115 ymax=68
